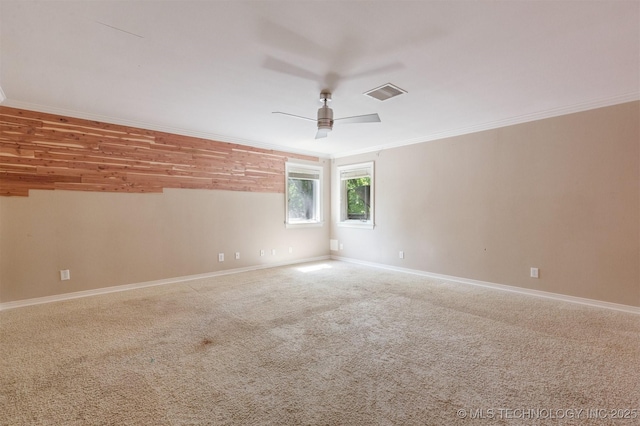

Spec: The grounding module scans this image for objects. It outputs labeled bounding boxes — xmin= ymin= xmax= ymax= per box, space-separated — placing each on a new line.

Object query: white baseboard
xmin=4 ymin=255 xmax=637 ymax=315
xmin=0 ymin=256 xmax=331 ymax=311
xmin=331 ymin=256 xmax=640 ymax=315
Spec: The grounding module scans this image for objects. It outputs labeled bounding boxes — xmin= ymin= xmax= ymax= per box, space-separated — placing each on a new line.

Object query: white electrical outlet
xmin=235 ymin=252 xmax=240 ymax=260
xmin=260 ymin=249 xmax=265 ymax=256
xmin=218 ymin=253 xmax=224 ymax=262
xmin=530 ymin=267 xmax=539 ymax=278
xmin=60 ymin=269 xmax=70 ymax=281
xmin=399 ymin=251 xmax=405 ymax=259
xmin=271 ymin=249 xmax=276 ymax=256
xmin=288 ymin=247 xmax=293 ymax=254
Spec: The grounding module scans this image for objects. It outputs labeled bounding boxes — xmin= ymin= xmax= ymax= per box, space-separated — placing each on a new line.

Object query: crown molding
xmin=331 ymin=92 xmax=640 ymax=159
xmin=3 ymin=92 xmax=637 ymax=161
xmin=1 ymin=99 xmax=331 ymax=160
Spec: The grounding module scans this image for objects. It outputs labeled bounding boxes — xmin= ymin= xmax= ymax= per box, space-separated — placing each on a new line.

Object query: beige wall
xmin=0 ymin=159 xmax=331 ymax=303
xmin=332 ymin=101 xmax=640 ymax=307
xmin=2 ymin=102 xmax=639 ymax=307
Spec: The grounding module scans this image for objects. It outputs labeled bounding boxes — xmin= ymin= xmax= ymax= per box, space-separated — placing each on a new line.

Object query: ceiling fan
xmin=273 ymin=92 xmax=381 ymax=139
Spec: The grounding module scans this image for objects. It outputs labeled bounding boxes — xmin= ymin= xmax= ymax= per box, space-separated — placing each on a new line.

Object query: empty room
xmin=1 ymin=1 xmax=639 ymax=425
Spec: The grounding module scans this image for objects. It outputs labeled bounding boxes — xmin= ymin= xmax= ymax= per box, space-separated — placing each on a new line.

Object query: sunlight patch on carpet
xmin=296 ymin=263 xmax=333 ymax=273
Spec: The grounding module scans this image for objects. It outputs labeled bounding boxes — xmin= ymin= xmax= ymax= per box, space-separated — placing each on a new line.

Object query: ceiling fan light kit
xmin=316 ymin=92 xmax=334 ymax=139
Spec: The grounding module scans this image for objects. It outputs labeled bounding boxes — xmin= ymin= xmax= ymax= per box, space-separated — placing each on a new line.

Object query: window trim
xmin=285 ymin=162 xmax=324 ymax=229
xmin=337 ymin=161 xmax=375 ymax=230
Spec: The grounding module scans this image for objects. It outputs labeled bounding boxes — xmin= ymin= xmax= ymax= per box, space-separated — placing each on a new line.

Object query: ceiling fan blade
xmin=272 ymin=111 xmax=316 ymax=122
xmin=343 ymin=63 xmax=405 ymax=81
xmin=259 ymin=20 xmax=331 ymax=61
xmin=334 ymin=113 xmax=381 ymax=124
xmin=263 ymin=56 xmax=322 ymax=82
xmin=315 ymin=128 xmax=330 ymax=139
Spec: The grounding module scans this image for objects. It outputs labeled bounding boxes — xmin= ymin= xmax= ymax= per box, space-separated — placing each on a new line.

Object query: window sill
xmin=286 ymin=221 xmax=324 ymax=229
xmin=337 ymin=221 xmax=374 ymax=230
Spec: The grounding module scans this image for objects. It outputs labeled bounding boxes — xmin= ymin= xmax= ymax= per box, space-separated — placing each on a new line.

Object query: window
xmin=337 ymin=161 xmax=374 ymax=229
xmin=286 ymin=163 xmax=323 ymax=227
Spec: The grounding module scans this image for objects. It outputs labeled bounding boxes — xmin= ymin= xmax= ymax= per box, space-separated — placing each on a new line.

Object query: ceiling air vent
xmin=364 ymin=83 xmax=407 ymax=101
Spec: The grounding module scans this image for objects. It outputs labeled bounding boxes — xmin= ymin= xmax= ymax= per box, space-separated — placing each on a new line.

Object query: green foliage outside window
xmin=346 ymin=177 xmax=371 ymax=220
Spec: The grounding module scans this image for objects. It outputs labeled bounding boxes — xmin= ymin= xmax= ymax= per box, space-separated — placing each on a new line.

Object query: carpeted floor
xmin=1 ymin=261 xmax=639 ymax=425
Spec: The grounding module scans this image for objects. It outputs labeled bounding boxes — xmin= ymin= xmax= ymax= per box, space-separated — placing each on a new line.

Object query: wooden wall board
xmin=0 ymin=106 xmax=318 ymax=197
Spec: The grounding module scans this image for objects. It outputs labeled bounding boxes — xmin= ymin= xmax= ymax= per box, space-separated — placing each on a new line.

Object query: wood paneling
xmin=0 ymin=106 xmax=318 ymax=196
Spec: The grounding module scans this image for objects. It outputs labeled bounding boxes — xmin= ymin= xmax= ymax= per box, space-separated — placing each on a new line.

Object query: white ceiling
xmin=1 ymin=1 xmax=638 ymax=158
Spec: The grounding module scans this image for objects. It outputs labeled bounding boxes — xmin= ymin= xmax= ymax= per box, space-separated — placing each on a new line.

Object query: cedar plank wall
xmin=0 ymin=106 xmax=318 ymax=197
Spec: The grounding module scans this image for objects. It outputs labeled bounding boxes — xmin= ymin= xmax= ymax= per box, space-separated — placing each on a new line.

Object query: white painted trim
xmin=0 ymin=99 xmax=330 ymax=160
xmin=0 ymin=256 xmax=330 ymax=311
xmin=331 ymin=92 xmax=640 ymax=159
xmin=331 ymin=255 xmax=640 ymax=315
xmin=285 ymin=162 xmax=324 ymax=227
xmin=285 ymin=222 xmax=325 ymax=229
xmin=337 ymin=161 xmax=375 ymax=228
xmin=336 ymin=222 xmax=375 ymax=230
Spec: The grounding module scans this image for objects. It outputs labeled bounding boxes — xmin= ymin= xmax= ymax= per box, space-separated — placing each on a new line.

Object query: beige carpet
xmin=1 ymin=261 xmax=639 ymax=425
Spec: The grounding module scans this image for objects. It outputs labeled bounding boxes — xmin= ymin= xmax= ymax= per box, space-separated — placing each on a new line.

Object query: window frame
xmin=337 ymin=161 xmax=375 ymax=229
xmin=285 ymin=162 xmax=324 ymax=229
